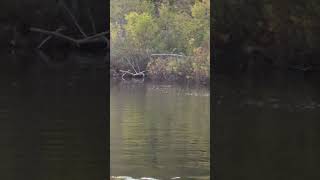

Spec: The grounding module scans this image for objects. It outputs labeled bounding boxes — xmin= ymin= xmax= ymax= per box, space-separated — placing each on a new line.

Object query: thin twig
xmin=136 ymin=59 xmax=141 ymax=72
xmin=37 ymin=27 xmax=65 ymax=49
xmin=126 ymin=58 xmax=138 ymax=74
xmin=60 ymin=0 xmax=87 ymax=37
xmin=87 ymin=8 xmax=96 ymax=34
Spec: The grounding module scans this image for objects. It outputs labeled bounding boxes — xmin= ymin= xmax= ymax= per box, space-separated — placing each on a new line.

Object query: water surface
xmin=111 ymin=81 xmax=210 ymax=180
xmin=214 ymin=72 xmax=320 ymax=180
xmin=0 ymin=51 xmax=108 ymax=180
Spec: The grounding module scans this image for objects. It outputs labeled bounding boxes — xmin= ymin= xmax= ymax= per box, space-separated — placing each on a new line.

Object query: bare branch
xmin=87 ymin=8 xmax=96 ymax=34
xmin=120 ymin=70 xmax=145 ymax=80
xmin=126 ymin=58 xmax=138 ymax=74
xmin=37 ymin=27 xmax=65 ymax=49
xmin=30 ymin=27 xmax=109 ymax=47
xmin=60 ymin=0 xmax=87 ymax=37
xmin=30 ymin=27 xmax=79 ymax=45
xmin=151 ymin=53 xmax=184 ymax=58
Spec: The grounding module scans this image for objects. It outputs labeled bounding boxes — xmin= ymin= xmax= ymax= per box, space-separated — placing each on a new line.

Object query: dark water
xmin=110 ymin=81 xmax=210 ymax=180
xmin=0 ymin=51 xmax=108 ymax=180
xmin=214 ymin=72 xmax=320 ymax=180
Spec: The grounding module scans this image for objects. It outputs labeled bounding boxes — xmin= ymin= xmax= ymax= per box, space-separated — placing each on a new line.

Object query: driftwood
xmin=30 ymin=27 xmax=108 ymax=47
xmin=119 ymin=57 xmax=146 ymax=80
xmin=59 ymin=0 xmax=87 ymax=38
xmin=120 ymin=70 xmax=145 ymax=80
xmin=37 ymin=27 xmax=66 ymax=49
xmin=87 ymin=8 xmax=97 ymax=34
xmin=30 ymin=1 xmax=109 ymax=50
xmin=151 ymin=53 xmax=185 ymax=58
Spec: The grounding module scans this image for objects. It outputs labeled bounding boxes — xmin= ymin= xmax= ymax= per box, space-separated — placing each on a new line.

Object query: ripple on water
xmin=110 ymin=176 xmax=212 ymax=180
xmin=111 ymin=176 xmax=160 ymax=180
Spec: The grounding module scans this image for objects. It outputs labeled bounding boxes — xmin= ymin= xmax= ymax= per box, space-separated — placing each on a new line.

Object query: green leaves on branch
xmin=124 ymin=12 xmax=158 ymax=49
xmin=110 ymin=0 xmax=210 ymax=82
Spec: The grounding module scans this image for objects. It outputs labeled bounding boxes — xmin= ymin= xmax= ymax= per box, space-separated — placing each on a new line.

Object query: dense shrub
xmin=110 ymin=0 xmax=210 ymax=82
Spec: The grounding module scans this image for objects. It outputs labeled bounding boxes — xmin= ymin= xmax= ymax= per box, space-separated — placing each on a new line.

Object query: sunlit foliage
xmin=110 ymin=0 xmax=210 ymax=82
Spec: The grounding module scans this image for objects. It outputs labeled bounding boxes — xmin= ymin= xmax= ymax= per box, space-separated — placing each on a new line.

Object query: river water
xmin=110 ymin=81 xmax=210 ymax=180
xmin=0 ymin=51 xmax=108 ymax=180
xmin=214 ymin=72 xmax=320 ymax=179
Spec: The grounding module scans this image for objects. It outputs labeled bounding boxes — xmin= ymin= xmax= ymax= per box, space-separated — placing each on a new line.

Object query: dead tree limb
xmin=120 ymin=70 xmax=145 ymax=80
xmin=87 ymin=8 xmax=97 ymax=34
xmin=60 ymin=0 xmax=87 ymax=38
xmin=37 ymin=27 xmax=66 ymax=49
xmin=77 ymin=31 xmax=109 ymax=43
xmin=30 ymin=27 xmax=108 ymax=47
xmin=151 ymin=53 xmax=184 ymax=58
xmin=126 ymin=58 xmax=138 ymax=74
xmin=30 ymin=27 xmax=78 ymax=45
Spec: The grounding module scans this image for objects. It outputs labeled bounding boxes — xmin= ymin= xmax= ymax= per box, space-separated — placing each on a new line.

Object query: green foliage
xmin=214 ymin=0 xmax=320 ymax=64
xmin=124 ymin=12 xmax=158 ymax=49
xmin=111 ymin=0 xmax=155 ymax=23
xmin=155 ymin=4 xmax=191 ymax=53
xmin=110 ymin=22 xmax=121 ymax=48
xmin=111 ymin=0 xmax=210 ymax=82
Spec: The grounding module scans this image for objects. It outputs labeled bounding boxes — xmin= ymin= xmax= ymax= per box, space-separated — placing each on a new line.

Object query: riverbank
xmin=110 ymin=48 xmax=209 ymax=85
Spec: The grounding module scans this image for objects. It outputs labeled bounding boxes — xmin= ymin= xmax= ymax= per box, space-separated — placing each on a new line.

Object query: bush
xmin=110 ymin=0 xmax=210 ymax=82
xmin=124 ymin=12 xmax=158 ymax=49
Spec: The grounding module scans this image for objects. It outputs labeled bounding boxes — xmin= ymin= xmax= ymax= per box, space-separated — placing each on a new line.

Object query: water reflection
xmin=215 ymin=73 xmax=320 ymax=180
xmin=0 ymin=51 xmax=108 ymax=180
xmin=111 ymin=81 xmax=210 ymax=179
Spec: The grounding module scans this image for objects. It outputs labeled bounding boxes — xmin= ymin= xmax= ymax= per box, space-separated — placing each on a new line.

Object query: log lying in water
xmin=120 ymin=70 xmax=145 ymax=80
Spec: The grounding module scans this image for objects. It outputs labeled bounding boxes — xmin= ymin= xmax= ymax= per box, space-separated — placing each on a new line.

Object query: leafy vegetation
xmin=214 ymin=0 xmax=320 ymax=69
xmin=111 ymin=0 xmax=210 ymax=83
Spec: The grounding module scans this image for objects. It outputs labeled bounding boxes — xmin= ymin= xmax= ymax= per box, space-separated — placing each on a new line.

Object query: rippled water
xmin=111 ymin=81 xmax=210 ymax=180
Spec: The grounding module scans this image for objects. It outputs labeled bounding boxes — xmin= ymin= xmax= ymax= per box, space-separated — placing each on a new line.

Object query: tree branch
xmin=60 ymin=0 xmax=87 ymax=38
xmin=30 ymin=27 xmax=109 ymax=47
xmin=37 ymin=27 xmax=66 ymax=49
